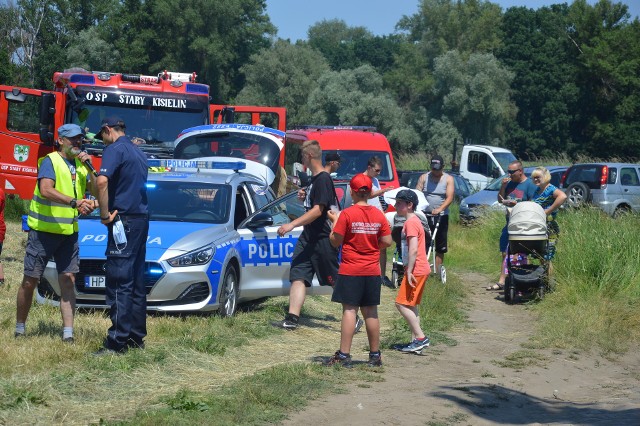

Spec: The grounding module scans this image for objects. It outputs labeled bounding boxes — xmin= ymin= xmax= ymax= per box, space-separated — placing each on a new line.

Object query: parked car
xmin=559 ymin=163 xmax=640 ymax=217
xmin=398 ymin=170 xmax=474 ymax=202
xmin=36 ymin=163 xmax=352 ymax=315
xmin=459 ymin=166 xmax=568 ymax=222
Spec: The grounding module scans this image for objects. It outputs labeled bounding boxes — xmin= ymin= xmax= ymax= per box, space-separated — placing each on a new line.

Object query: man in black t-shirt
xmin=277 ymin=140 xmax=339 ymax=330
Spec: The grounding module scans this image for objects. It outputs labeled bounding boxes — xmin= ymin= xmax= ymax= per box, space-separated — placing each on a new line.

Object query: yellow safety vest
xmin=28 ymin=152 xmax=88 ymax=235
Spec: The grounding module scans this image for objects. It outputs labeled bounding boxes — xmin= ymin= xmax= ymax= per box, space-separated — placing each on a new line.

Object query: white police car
xmin=35 ymin=157 xmax=334 ymax=316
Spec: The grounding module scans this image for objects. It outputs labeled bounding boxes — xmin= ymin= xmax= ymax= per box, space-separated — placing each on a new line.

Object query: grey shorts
xmin=23 ymin=230 xmax=79 ymax=278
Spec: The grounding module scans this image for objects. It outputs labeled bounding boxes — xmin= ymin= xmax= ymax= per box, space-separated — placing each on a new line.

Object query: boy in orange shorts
xmin=393 ymin=189 xmax=431 ymax=353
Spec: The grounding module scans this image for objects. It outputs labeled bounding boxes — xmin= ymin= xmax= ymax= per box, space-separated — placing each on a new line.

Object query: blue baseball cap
xmin=96 ymin=116 xmax=126 ymax=139
xmin=58 ymin=124 xmax=85 ymax=138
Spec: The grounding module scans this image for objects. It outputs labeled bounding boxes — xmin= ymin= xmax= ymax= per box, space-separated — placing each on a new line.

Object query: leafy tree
xmin=579 ymin=13 xmax=640 ymax=158
xmin=397 ymin=0 xmax=503 ymax=61
xmin=383 ymin=41 xmax=434 ymax=107
xmin=234 ymin=40 xmax=331 ymax=125
xmin=498 ymin=5 xmax=581 ymax=159
xmin=65 ymin=26 xmax=120 ymax=71
xmin=307 ymin=19 xmax=371 ymax=70
xmin=306 ymin=19 xmax=403 ymax=74
xmin=306 ymin=65 xmax=420 ymax=150
xmin=431 ymin=50 xmax=516 ymax=147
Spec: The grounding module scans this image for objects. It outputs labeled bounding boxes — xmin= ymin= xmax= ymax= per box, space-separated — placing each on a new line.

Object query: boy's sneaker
xmin=354 ymin=315 xmax=364 ymax=333
xmin=367 ymin=352 xmax=382 ymax=367
xmin=392 ymin=342 xmax=412 ymax=351
xmin=400 ymin=337 xmax=430 ymax=353
xmin=324 ymin=350 xmax=352 ymax=368
xmin=281 ymin=314 xmax=299 ymax=330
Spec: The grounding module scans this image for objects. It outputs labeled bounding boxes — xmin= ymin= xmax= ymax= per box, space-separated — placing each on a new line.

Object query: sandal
xmin=486 ymin=283 xmax=504 ymax=291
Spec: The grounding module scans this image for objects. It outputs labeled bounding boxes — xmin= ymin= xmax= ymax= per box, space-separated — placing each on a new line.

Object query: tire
xmin=509 ymin=286 xmax=516 ymax=304
xmin=392 ymin=269 xmax=399 ymax=288
xmin=218 ymin=265 xmax=238 ymax=317
xmin=613 ymin=205 xmax=630 ymax=219
xmin=566 ymin=182 xmax=591 ymax=208
xmin=537 ymin=286 xmax=545 ymax=300
xmin=440 ymin=265 xmax=447 ymax=285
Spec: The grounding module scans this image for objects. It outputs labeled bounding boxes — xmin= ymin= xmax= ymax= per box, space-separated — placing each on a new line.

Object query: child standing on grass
xmin=393 ymin=189 xmax=431 ymax=353
xmin=325 ymin=174 xmax=392 ymax=367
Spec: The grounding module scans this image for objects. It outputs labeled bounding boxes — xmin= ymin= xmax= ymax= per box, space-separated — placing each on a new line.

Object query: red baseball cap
xmin=350 ymin=173 xmax=372 ymax=193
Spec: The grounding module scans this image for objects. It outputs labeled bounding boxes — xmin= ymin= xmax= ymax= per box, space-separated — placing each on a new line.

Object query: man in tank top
xmin=415 ymin=155 xmax=454 ymax=279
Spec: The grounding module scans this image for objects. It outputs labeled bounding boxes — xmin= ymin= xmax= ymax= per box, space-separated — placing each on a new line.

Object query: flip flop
xmin=486 ymin=283 xmax=504 ymax=291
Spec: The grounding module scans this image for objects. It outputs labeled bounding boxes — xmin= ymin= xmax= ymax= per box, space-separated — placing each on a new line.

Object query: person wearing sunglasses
xmin=489 ymin=161 xmax=538 ymax=291
xmin=531 ymin=167 xmax=567 ymax=276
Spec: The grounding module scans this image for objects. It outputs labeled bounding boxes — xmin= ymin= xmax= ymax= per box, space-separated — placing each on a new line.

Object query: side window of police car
xmin=253 ymin=191 xmax=298 ymax=227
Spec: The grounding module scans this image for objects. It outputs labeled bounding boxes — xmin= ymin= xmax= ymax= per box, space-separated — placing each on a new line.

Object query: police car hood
xmin=79 ymin=219 xmax=229 ymax=260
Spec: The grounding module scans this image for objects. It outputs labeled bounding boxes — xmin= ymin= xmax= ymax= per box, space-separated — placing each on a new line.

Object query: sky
xmin=266 ymin=0 xmax=639 ymax=41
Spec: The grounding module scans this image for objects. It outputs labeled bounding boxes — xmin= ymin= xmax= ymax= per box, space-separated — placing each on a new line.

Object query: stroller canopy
xmin=508 ymin=201 xmax=547 ymax=240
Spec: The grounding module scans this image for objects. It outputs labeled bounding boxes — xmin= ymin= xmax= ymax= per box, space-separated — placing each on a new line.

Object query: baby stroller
xmin=426 ymin=213 xmax=447 ymax=285
xmin=387 ymin=211 xmax=431 ymax=289
xmin=503 ymin=201 xmax=550 ymax=304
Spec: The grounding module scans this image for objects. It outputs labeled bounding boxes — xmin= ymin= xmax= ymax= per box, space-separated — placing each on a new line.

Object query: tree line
xmin=1 ymin=0 xmax=638 ymax=161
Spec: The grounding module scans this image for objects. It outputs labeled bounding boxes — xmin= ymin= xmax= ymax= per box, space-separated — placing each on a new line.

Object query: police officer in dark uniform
xmin=94 ymin=116 xmax=149 ymax=354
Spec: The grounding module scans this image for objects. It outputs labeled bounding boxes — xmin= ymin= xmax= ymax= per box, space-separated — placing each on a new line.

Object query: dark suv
xmin=559 ymin=163 xmax=640 ymax=216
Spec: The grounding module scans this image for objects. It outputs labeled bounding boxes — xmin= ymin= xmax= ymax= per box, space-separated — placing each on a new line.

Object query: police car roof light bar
xmin=147 ymin=159 xmax=246 ymax=172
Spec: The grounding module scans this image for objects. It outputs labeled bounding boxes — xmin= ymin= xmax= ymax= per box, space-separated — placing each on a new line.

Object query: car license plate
xmin=85 ymin=275 xmax=106 ymax=288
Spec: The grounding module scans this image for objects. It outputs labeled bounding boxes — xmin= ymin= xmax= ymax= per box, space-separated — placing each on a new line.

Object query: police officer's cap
xmin=96 ymin=116 xmax=126 ymax=139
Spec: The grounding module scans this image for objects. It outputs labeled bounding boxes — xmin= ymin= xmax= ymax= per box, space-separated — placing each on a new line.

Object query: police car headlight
xmin=167 ymin=245 xmax=215 ymax=267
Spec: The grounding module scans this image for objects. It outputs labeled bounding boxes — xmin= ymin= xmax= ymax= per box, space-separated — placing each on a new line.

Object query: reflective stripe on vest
xmin=27 ymin=152 xmax=88 ymax=235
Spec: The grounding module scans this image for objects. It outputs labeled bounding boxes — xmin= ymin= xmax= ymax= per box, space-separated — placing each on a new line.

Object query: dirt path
xmin=283 ymin=272 xmax=640 ymax=425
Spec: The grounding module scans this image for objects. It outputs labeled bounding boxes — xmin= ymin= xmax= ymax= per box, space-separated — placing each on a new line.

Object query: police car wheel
xmin=218 ymin=266 xmax=238 ymax=317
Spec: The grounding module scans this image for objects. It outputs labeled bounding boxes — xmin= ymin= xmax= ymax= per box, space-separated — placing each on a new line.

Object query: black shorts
xmin=426 ymin=214 xmax=449 ymax=254
xmin=331 ymin=275 xmax=382 ymax=307
xmin=23 ymin=230 xmax=79 ymax=278
xmin=289 ymin=233 xmax=339 ymax=287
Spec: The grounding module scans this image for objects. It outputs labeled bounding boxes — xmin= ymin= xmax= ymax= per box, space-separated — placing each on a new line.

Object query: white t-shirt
xmin=367 ymin=176 xmax=383 ymax=211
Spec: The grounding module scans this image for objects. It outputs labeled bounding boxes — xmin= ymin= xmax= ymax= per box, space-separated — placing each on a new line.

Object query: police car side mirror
xmin=246 ymin=212 xmax=274 ymax=229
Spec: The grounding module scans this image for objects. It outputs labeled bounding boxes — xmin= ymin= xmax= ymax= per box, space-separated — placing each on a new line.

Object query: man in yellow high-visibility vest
xmin=15 ymin=124 xmax=97 ymax=343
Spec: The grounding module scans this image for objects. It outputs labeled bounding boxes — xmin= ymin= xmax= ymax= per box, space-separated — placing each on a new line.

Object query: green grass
xmin=0 ymin=212 xmax=467 ymax=424
xmin=447 ymin=206 xmax=640 ymax=355
xmin=3 ymin=155 xmax=639 ymax=422
xmin=531 ymin=208 xmax=640 ymax=353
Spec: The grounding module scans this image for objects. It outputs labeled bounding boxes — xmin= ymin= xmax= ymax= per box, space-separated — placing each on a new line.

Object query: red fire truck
xmin=0 ymin=69 xmax=211 ymax=199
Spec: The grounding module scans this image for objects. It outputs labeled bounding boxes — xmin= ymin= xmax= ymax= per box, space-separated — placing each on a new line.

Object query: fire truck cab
xmin=0 ymin=69 xmax=210 ymax=199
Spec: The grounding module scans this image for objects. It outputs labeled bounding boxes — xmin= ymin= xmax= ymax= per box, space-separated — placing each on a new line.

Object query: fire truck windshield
xmin=70 ymin=88 xmax=209 ymax=145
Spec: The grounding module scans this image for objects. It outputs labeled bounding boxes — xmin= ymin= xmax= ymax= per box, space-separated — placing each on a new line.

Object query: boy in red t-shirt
xmin=393 ymin=189 xmax=431 ymax=353
xmin=326 ymin=174 xmax=392 ymax=367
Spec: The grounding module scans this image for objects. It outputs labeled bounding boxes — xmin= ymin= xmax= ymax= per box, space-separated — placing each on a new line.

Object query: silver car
xmin=559 ymin=163 xmax=640 ymax=217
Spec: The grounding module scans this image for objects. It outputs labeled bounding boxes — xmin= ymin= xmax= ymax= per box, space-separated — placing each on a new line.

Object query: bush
xmin=5 ymin=196 xmax=28 ymax=222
